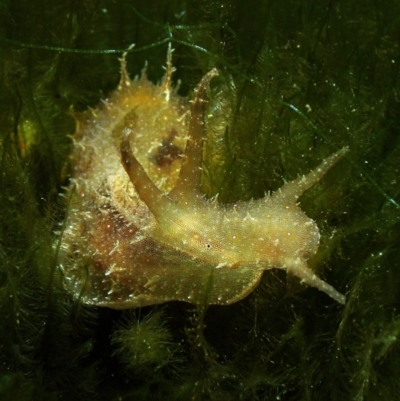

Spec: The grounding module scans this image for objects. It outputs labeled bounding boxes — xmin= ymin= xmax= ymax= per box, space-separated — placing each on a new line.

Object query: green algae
xmin=1 ymin=0 xmax=400 ymax=400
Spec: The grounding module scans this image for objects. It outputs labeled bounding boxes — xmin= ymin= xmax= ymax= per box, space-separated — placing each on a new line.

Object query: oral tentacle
xmin=274 ymin=146 xmax=349 ymax=202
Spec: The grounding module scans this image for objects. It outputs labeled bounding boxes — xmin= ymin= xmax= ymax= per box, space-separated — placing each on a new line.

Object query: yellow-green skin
xmin=60 ymin=53 xmax=347 ymax=308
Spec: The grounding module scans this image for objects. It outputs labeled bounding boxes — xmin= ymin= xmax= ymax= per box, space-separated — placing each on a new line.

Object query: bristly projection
xmin=59 ymin=47 xmax=348 ymax=308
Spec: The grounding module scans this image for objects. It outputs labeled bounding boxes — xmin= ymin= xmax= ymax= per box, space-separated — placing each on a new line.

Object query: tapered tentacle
xmin=169 ymin=68 xmax=219 ymax=200
xmin=120 ymin=137 xmax=173 ymax=221
xmin=274 ymin=147 xmax=349 ymax=202
xmin=286 ymin=259 xmax=346 ymax=304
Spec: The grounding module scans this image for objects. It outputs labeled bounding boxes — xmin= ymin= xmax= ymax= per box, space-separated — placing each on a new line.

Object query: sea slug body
xmin=59 ymin=47 xmax=348 ymax=308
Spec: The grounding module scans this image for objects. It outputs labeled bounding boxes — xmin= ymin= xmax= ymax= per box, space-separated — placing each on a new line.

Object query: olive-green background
xmin=0 ymin=0 xmax=399 ymax=400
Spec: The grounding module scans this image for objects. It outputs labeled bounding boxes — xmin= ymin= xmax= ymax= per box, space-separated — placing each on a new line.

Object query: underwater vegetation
xmin=0 ymin=0 xmax=400 ymax=400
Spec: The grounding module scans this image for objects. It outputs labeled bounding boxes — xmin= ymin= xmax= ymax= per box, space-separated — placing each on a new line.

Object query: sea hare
xmin=59 ymin=48 xmax=347 ymax=308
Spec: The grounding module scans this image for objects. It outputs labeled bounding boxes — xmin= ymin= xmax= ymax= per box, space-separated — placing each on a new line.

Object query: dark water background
xmin=0 ymin=0 xmax=399 ymax=400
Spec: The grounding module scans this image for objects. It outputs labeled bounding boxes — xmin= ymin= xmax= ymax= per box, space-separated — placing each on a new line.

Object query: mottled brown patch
xmin=151 ymin=129 xmax=183 ymax=168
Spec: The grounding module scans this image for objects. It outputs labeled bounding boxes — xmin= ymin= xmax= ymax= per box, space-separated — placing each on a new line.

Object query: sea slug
xmin=59 ymin=47 xmax=347 ymax=308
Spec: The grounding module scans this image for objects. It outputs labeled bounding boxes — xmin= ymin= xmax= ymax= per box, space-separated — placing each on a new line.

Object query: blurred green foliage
xmin=0 ymin=0 xmax=400 ymax=400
